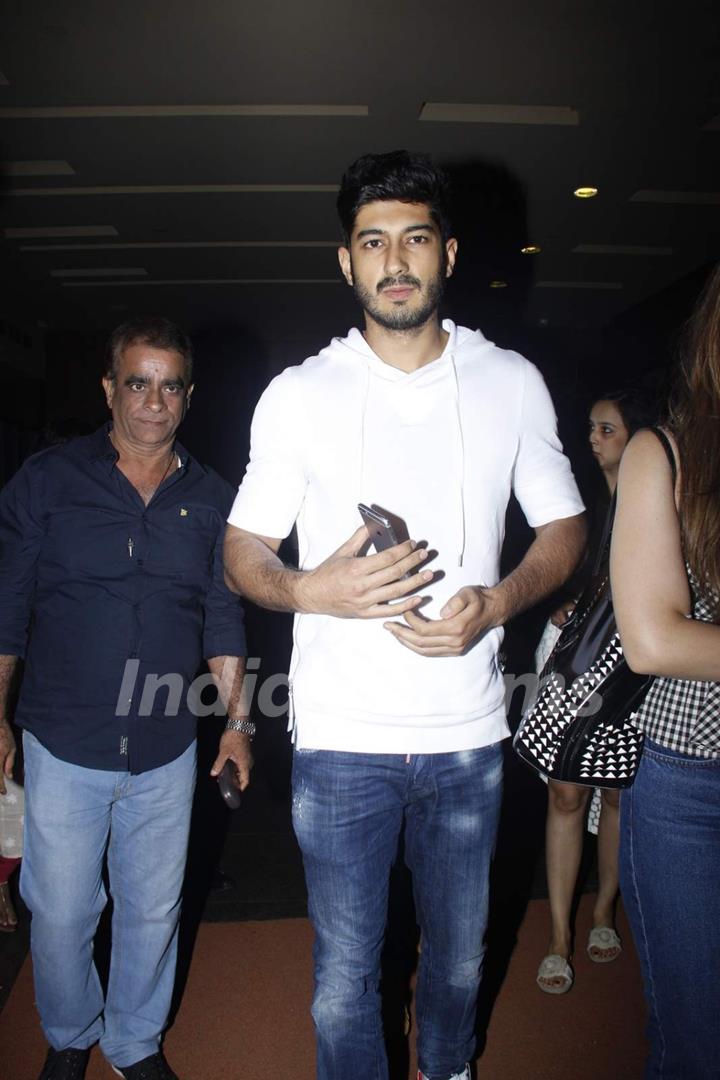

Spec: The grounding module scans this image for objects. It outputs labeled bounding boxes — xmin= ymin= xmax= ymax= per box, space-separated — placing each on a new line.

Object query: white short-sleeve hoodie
xmin=229 ymin=320 xmax=584 ymax=753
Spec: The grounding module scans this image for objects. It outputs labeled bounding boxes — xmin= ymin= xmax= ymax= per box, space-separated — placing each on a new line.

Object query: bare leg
xmin=540 ymin=780 xmax=590 ymax=989
xmin=0 ymin=857 xmax=20 ymax=933
xmin=589 ymin=788 xmax=621 ymax=961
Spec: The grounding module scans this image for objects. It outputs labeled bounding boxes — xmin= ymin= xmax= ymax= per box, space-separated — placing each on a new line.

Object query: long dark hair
xmin=669 ymin=261 xmax=720 ymax=601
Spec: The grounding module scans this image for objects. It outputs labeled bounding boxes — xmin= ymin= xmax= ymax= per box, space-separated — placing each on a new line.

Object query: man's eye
xmin=129 ymin=383 xmax=145 ymax=391
xmin=164 ymin=385 xmax=181 ymax=394
xmin=408 ymin=234 xmax=428 ymax=244
xmin=363 ymin=239 xmax=382 ymax=249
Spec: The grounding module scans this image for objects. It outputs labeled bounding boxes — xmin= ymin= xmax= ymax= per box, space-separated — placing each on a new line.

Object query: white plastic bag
xmin=0 ymin=777 xmax=24 ymax=858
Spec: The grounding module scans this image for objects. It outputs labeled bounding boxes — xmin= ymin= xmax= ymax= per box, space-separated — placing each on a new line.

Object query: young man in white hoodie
xmin=224 ymin=151 xmax=586 ymax=1080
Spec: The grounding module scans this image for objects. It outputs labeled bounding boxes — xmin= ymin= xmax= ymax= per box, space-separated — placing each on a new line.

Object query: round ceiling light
xmin=489 ymin=280 xmax=508 ymax=289
xmin=574 ymin=186 xmax=598 ymax=199
xmin=521 ymin=245 xmax=542 ymax=255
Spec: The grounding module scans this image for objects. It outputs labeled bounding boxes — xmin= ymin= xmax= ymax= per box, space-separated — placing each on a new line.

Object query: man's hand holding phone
xmin=298 ymin=525 xmax=433 ymax=619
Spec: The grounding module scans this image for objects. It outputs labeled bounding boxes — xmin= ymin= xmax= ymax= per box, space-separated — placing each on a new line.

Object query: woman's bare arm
xmin=610 ymin=429 xmax=720 ymax=679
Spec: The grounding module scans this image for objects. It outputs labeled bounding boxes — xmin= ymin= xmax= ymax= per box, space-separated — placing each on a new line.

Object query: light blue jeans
xmin=21 ymin=732 xmax=196 ymax=1068
xmin=620 ymin=739 xmax=720 ymax=1079
xmin=291 ymin=744 xmax=504 ymax=1080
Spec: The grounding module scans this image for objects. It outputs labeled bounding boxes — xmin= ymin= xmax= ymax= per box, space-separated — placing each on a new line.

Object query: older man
xmin=0 ymin=317 xmax=251 ymax=1080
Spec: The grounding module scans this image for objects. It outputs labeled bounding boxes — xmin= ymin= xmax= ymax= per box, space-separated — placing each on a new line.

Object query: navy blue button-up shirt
xmin=0 ymin=425 xmax=246 ymax=773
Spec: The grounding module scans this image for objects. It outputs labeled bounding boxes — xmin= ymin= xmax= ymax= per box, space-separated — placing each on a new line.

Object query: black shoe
xmin=39 ymin=1047 xmax=90 ymax=1080
xmin=112 ymin=1052 xmax=179 ymax=1080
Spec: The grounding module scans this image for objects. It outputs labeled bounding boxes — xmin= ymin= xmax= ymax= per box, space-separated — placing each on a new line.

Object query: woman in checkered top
xmin=611 ymin=262 xmax=720 ymax=1080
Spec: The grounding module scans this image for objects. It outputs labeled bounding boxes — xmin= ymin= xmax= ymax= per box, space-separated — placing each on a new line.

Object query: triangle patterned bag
xmin=513 ymin=427 xmax=676 ymax=788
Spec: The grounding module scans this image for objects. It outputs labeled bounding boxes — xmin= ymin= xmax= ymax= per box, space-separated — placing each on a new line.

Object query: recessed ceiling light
xmin=51 ymin=267 xmax=147 ymax=278
xmin=5 ymin=160 xmax=75 ymax=176
xmin=573 ymin=243 xmax=673 ymax=256
xmin=62 ymin=278 xmax=343 ymax=287
xmin=535 ymin=280 xmax=622 ymax=290
xmin=489 ymin=280 xmax=508 ymax=289
xmin=521 ymin=245 xmax=541 ymax=255
xmin=5 ymin=225 xmax=119 ymax=239
xmin=8 ymin=183 xmax=338 ymax=197
xmin=21 ymin=239 xmax=337 ymax=252
xmin=0 ymin=104 xmax=368 ymax=119
xmin=574 ymin=187 xmax=598 ymax=199
xmin=630 ymin=190 xmax=720 ymax=205
xmin=419 ymin=103 xmax=579 ymax=126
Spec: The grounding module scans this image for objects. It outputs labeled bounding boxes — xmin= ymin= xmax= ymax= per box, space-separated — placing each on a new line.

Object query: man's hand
xmin=383 ymin=585 xmax=504 ymax=657
xmin=299 ymin=526 xmax=434 ymax=619
xmin=0 ymin=721 xmax=16 ymax=797
xmin=210 ymin=729 xmax=253 ymax=792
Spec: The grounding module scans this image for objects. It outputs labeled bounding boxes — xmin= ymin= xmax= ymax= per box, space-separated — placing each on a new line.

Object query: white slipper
xmin=537 ymin=953 xmax=574 ymax=994
xmin=587 ymin=926 xmax=622 ymax=963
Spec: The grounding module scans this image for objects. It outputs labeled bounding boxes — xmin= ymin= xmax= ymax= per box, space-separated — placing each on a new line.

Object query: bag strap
xmin=650 ymin=426 xmax=678 ymax=486
xmin=591 ymin=425 xmax=678 ymax=576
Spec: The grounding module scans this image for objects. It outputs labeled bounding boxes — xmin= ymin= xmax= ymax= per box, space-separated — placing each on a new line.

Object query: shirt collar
xmin=88 ymin=422 xmax=201 ymax=475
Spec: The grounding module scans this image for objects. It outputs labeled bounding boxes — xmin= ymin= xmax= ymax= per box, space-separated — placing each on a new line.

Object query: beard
xmin=351 ymin=264 xmax=446 ymax=332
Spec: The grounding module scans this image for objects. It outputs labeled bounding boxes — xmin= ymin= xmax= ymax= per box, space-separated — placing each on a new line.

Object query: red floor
xmin=0 ymin=894 xmax=647 ymax=1079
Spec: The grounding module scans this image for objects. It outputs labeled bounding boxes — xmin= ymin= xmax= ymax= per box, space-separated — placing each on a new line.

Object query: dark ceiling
xmin=0 ymin=0 xmax=719 ymax=348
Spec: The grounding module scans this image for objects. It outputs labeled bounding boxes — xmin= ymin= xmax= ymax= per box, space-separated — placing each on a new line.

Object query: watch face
xmin=217 ymin=760 xmax=242 ymax=810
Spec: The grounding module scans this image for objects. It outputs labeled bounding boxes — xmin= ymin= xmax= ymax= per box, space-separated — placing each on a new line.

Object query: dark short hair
xmin=593 ymin=388 xmax=656 ymax=436
xmin=105 ymin=316 xmax=193 ymax=384
xmin=337 ymin=150 xmax=452 ymax=245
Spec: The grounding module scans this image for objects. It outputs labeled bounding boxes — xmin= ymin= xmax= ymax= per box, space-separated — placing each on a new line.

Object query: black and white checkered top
xmin=634 ymin=572 xmax=719 ymax=758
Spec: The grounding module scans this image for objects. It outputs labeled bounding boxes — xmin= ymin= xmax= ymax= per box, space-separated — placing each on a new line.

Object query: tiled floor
xmin=0 ymin=719 xmax=600 ymax=1015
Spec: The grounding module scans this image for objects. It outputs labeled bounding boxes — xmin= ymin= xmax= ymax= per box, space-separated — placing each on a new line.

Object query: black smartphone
xmin=217 ymin=759 xmax=242 ymax=810
xmin=358 ymin=503 xmax=410 ymax=554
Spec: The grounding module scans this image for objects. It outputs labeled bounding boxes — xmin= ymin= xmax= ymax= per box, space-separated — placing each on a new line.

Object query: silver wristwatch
xmin=224 ymin=717 xmax=256 ymax=737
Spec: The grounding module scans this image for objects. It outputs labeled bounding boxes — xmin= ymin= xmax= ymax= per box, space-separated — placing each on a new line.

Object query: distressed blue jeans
xmin=291 ymin=744 xmax=504 ymax=1080
xmin=620 ymin=739 xmax=720 ymax=1079
xmin=21 ymin=732 xmax=196 ymax=1068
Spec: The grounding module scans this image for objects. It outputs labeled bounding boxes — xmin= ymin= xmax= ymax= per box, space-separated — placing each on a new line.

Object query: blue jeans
xmin=291 ymin=744 xmax=503 ymax=1080
xmin=21 ymin=732 xmax=196 ymax=1068
xmin=620 ymin=739 xmax=720 ymax=1080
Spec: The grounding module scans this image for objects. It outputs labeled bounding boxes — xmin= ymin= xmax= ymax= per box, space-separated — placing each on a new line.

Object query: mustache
xmin=377 ymin=275 xmax=421 ymax=293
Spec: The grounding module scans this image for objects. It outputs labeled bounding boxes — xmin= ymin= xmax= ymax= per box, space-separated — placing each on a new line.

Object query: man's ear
xmin=183 ymin=385 xmax=194 ymax=416
xmin=445 ymin=238 xmax=458 ymax=279
xmin=337 ymin=247 xmax=353 ymax=286
xmin=101 ymin=375 xmax=115 ymax=410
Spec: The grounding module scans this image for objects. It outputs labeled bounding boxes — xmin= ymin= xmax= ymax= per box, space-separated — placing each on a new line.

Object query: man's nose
xmin=145 ymin=387 xmax=165 ymax=411
xmin=384 ymin=240 xmax=408 ymax=276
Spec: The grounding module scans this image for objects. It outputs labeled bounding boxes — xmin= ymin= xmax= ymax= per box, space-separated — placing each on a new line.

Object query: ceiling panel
xmin=0 ymin=0 xmax=718 ymax=341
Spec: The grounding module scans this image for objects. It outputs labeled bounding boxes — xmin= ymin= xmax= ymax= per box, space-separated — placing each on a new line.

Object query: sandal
xmin=587 ymin=926 xmax=621 ymax=963
xmin=536 ymin=953 xmax=574 ymax=994
xmin=0 ymin=880 xmax=18 ymax=933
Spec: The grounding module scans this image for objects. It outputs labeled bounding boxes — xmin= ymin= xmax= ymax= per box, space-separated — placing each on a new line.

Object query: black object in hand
xmin=217 ymin=759 xmax=242 ymax=810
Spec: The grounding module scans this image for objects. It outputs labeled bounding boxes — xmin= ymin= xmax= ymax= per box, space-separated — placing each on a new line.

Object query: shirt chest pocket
xmin=144 ymin=505 xmax=219 ymax=585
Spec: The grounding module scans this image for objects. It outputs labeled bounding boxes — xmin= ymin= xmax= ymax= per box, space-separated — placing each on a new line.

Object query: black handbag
xmin=513 ymin=427 xmax=676 ymax=789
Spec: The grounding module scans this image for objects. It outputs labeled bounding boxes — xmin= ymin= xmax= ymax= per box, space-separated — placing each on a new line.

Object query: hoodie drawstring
xmin=451 ymin=354 xmax=467 ymax=567
xmin=358 ymin=362 xmax=371 ymax=501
